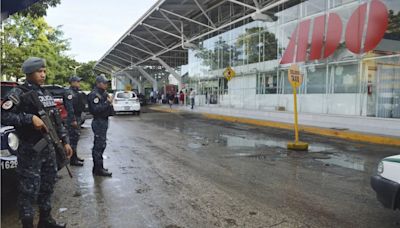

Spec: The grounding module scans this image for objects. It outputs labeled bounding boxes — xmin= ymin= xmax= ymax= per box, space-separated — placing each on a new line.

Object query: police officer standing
xmin=63 ymin=76 xmax=85 ymax=166
xmin=1 ymin=57 xmax=73 ymax=228
xmin=87 ymin=74 xmax=113 ymax=177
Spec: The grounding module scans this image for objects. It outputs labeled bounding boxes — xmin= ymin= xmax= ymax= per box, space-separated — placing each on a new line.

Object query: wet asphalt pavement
xmin=2 ymin=106 xmax=400 ymax=228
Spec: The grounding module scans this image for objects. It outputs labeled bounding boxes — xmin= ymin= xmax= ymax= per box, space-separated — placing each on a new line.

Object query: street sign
xmin=288 ymin=64 xmax=303 ymax=88
xmin=223 ymin=66 xmax=235 ymax=81
xmin=287 ymin=64 xmax=308 ymax=151
xmin=125 ymin=84 xmax=132 ymax=91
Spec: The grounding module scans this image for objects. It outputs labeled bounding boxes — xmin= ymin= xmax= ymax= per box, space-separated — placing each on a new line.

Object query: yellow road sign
xmin=223 ymin=66 xmax=235 ymax=81
xmin=287 ymin=64 xmax=308 ymax=151
xmin=125 ymin=84 xmax=132 ymax=91
xmin=288 ymin=64 xmax=303 ymax=88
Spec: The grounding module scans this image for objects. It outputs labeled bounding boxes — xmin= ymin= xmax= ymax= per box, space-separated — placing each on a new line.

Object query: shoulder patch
xmin=93 ymin=97 xmax=99 ymax=104
xmin=2 ymin=100 xmax=13 ymax=110
xmin=67 ymin=94 xmax=73 ymax=100
xmin=9 ymin=94 xmax=20 ymax=105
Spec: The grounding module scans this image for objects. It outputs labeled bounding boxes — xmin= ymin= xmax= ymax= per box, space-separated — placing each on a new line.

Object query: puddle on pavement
xmin=316 ymin=153 xmax=365 ymax=171
xmin=220 ymin=134 xmax=334 ymax=152
xmin=152 ymin=119 xmax=370 ymax=172
xmin=188 ymin=143 xmax=202 ymax=149
xmin=219 ymin=134 xmax=366 ymax=171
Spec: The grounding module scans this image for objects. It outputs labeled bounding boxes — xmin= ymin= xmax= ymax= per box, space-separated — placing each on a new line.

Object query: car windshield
xmin=116 ymin=92 xmax=136 ymax=99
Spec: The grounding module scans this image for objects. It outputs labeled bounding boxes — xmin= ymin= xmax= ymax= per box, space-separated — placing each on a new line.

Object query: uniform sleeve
xmin=88 ymin=92 xmax=111 ymax=115
xmin=1 ymin=88 xmax=34 ymax=127
xmin=63 ymin=90 xmax=76 ymax=123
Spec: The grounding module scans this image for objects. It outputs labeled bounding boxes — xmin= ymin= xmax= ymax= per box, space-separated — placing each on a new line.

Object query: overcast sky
xmin=45 ymin=0 xmax=157 ymax=63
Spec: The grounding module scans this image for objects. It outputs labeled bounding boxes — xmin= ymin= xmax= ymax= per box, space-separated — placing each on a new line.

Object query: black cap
xmin=69 ymin=76 xmax=82 ymax=83
xmin=22 ymin=57 xmax=46 ymax=74
xmin=96 ymin=74 xmax=110 ymax=83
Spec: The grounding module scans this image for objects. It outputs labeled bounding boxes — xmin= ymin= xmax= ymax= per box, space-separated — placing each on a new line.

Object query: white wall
xmin=197 ymin=72 xmax=369 ymax=116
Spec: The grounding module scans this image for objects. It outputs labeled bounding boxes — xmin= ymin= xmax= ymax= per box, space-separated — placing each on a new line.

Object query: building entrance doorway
xmin=365 ymin=56 xmax=400 ymax=118
xmin=376 ymin=63 xmax=400 ymax=118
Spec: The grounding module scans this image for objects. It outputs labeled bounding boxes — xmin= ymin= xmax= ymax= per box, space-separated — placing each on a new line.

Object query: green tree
xmin=1 ymin=14 xmax=75 ymax=83
xmin=75 ymin=61 xmax=98 ymax=91
xmin=387 ymin=10 xmax=400 ymax=40
xmin=19 ymin=0 xmax=61 ymax=18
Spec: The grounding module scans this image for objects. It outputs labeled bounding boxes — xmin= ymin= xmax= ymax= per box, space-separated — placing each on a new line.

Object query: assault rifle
xmin=20 ymin=90 xmax=73 ymax=178
xmin=35 ymin=110 xmax=73 ymax=178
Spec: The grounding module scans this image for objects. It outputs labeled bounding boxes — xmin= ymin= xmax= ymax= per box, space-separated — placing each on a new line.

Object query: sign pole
xmin=293 ymin=86 xmax=299 ymax=143
xmin=287 ymin=64 xmax=308 ymax=151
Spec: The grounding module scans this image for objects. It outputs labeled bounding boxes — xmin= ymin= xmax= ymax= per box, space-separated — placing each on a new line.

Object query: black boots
xmin=37 ymin=217 xmax=66 ymax=228
xmin=36 ymin=210 xmax=66 ymax=228
xmin=70 ymin=150 xmax=84 ymax=166
xmin=21 ymin=211 xmax=65 ymax=228
xmin=21 ymin=217 xmax=33 ymax=228
xmin=70 ymin=158 xmax=84 ymax=166
xmin=92 ymin=164 xmax=112 ymax=177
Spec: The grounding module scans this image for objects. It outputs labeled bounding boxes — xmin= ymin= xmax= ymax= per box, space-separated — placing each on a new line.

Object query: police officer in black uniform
xmin=63 ymin=76 xmax=85 ymax=166
xmin=1 ymin=57 xmax=73 ymax=228
xmin=87 ymin=74 xmax=113 ymax=177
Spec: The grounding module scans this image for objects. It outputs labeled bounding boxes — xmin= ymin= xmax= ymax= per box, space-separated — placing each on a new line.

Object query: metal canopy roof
xmin=94 ymin=0 xmax=292 ymax=74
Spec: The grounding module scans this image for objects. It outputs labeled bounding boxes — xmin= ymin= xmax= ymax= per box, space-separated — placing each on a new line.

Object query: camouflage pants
xmin=91 ymin=118 xmax=108 ymax=167
xmin=17 ymin=142 xmax=57 ymax=219
xmin=68 ymin=116 xmax=81 ymax=160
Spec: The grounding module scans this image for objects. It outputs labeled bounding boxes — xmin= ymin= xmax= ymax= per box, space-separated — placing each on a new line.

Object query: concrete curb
xmin=149 ymin=106 xmax=400 ymax=147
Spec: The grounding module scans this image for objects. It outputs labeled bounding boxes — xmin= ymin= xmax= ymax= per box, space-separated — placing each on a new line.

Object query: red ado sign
xmin=280 ymin=0 xmax=388 ymax=64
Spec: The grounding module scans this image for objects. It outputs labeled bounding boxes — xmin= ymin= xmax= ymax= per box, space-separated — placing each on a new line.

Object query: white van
xmin=112 ymin=91 xmax=141 ymax=115
xmin=371 ymin=154 xmax=400 ymax=210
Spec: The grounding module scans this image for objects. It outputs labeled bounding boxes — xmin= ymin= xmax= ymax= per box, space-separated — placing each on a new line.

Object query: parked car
xmin=1 ymin=81 xmax=19 ymax=102
xmin=1 ymin=125 xmax=19 ymax=197
xmin=42 ymin=85 xmax=91 ymax=124
xmin=371 ymin=154 xmax=400 ymax=210
xmin=42 ymin=85 xmax=68 ymax=121
xmin=112 ymin=91 xmax=141 ymax=115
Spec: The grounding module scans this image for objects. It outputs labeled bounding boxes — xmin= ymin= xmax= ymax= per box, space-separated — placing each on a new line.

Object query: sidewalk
xmin=150 ymin=104 xmax=400 ymax=147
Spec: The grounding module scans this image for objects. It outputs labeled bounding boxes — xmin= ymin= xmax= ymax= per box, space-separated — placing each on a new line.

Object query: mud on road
xmin=2 ymin=107 xmax=399 ymax=227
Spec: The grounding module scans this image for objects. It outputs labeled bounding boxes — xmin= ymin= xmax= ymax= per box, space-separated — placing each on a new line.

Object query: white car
xmin=112 ymin=91 xmax=141 ymax=115
xmin=371 ymin=154 xmax=400 ymax=210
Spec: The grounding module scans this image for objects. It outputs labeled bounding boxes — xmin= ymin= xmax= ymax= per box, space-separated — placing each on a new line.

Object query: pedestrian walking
xmin=158 ymin=92 xmax=162 ymax=104
xmin=189 ymin=88 xmax=196 ymax=109
xmin=161 ymin=93 xmax=166 ymax=104
xmin=87 ymin=74 xmax=114 ymax=177
xmin=179 ymin=90 xmax=184 ymax=105
xmin=1 ymin=57 xmax=73 ymax=228
xmin=168 ymin=93 xmax=175 ymax=108
xmin=150 ymin=90 xmax=154 ymax=103
xmin=63 ymin=76 xmax=86 ymax=167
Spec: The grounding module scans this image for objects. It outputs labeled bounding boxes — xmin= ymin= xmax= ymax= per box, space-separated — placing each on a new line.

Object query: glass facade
xmin=184 ymin=0 xmax=400 ymax=118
